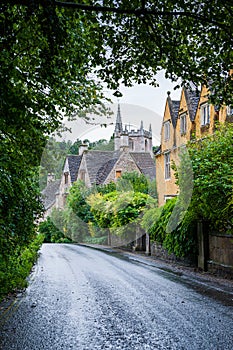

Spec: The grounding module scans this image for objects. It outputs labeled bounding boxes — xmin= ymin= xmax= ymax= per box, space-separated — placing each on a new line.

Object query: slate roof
xmin=67 ymin=155 xmax=82 ymax=183
xmin=41 ymin=179 xmax=60 ymax=210
xmin=84 ymin=150 xmax=120 ymax=185
xmin=167 ymin=95 xmax=180 ymax=127
xmin=130 ymin=153 xmax=156 ymax=180
xmin=63 ymin=148 xmax=156 ymax=187
xmin=96 ymin=157 xmax=118 ymax=185
xmin=184 ymin=88 xmax=200 ymax=121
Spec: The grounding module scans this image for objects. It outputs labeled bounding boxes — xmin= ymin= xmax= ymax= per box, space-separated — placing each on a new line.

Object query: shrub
xmin=38 ymin=215 xmax=72 ymax=243
xmin=147 ymin=198 xmax=197 ymax=257
xmin=0 ymin=234 xmax=44 ymax=301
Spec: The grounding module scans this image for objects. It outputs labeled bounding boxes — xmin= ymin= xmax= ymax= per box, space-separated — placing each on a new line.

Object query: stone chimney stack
xmin=47 ymin=173 xmax=55 ymax=185
xmin=79 ymin=143 xmax=88 ymax=156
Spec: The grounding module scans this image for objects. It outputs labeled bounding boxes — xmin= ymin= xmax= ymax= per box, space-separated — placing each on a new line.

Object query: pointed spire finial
xmin=114 ymin=102 xmax=123 ymax=134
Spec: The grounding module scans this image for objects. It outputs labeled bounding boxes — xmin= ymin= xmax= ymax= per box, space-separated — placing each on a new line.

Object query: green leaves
xmin=87 ymin=190 xmax=151 ymax=229
xmin=178 ymin=123 xmax=233 ymax=232
xmin=67 ymin=173 xmax=157 ymax=236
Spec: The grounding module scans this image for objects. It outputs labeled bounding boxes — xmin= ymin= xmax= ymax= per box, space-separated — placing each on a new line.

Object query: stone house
xmin=56 ymin=104 xmax=156 ymax=209
xmin=41 ymin=173 xmax=60 ymax=218
xmin=49 ymin=104 xmax=155 ymax=253
xmin=156 ymin=88 xmax=199 ymax=206
xmin=156 ymin=85 xmax=231 ymax=206
xmin=155 ymin=84 xmax=233 ymax=275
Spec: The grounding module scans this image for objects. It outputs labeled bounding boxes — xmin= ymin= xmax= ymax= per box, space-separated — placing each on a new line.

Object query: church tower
xmin=114 ymin=104 xmax=153 ymax=154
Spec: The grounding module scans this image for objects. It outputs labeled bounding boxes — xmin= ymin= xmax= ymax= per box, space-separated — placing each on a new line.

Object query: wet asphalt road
xmin=0 ymin=243 xmax=233 ymax=350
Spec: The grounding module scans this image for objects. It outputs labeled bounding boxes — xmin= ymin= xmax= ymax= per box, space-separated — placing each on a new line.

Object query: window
xmin=180 ymin=113 xmax=187 ymax=134
xmin=64 ymin=172 xmax=69 ymax=184
xmin=164 ymin=195 xmax=177 ymax=202
xmin=116 ymin=170 xmax=122 ymax=178
xmin=227 ymin=105 xmax=233 ymax=116
xmin=164 ymin=152 xmax=171 ymax=179
xmin=129 ymin=139 xmax=134 ymax=150
xmin=164 ymin=121 xmax=170 ymax=141
xmin=201 ymin=103 xmax=210 ymax=126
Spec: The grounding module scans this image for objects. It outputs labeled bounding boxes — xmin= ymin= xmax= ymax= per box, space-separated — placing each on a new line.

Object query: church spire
xmin=115 ymin=103 xmax=123 ymax=133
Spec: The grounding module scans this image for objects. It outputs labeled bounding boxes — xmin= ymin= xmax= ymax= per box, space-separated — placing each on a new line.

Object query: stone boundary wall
xmin=150 ymin=242 xmax=196 ymax=267
xmin=207 ymin=232 xmax=233 ymax=278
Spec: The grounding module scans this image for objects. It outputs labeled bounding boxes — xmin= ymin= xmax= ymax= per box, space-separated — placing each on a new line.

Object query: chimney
xmin=47 ymin=173 xmax=55 ymax=185
xmin=79 ymin=143 xmax=88 ymax=155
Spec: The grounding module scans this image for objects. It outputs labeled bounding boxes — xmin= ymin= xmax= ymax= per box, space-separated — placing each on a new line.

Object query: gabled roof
xmin=130 ymin=152 xmax=156 ymax=180
xmin=67 ymin=155 xmax=82 ymax=183
xmin=96 ymin=157 xmax=118 ymax=185
xmin=184 ymin=87 xmax=200 ymax=121
xmin=84 ymin=150 xmax=120 ymax=185
xmin=41 ymin=179 xmax=60 ymax=210
xmin=167 ymin=94 xmax=180 ymax=127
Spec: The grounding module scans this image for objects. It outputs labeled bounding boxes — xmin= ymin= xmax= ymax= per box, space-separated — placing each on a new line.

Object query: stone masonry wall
xmin=105 ymin=151 xmax=140 ymax=184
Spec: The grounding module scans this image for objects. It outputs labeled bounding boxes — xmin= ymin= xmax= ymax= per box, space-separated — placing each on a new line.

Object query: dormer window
xmin=201 ymin=103 xmax=210 ymax=126
xmin=164 ymin=121 xmax=170 ymax=141
xmin=180 ymin=113 xmax=187 ymax=134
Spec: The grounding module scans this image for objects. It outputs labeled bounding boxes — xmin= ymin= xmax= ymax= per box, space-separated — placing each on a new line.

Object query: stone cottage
xmin=56 ymin=104 xmax=156 ymax=209
xmin=45 ymin=105 xmax=155 ymax=253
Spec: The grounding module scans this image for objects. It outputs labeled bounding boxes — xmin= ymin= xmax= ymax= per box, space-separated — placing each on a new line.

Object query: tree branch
xmin=2 ymin=1 xmax=230 ymax=31
xmin=54 ymin=2 xmax=233 ymax=30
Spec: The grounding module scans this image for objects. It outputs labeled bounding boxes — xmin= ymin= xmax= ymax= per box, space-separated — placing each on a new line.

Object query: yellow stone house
xmin=156 ymin=85 xmax=231 ymax=206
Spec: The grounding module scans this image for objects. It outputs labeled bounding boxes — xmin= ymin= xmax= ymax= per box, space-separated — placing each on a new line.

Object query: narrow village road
xmin=0 ymin=243 xmax=233 ymax=350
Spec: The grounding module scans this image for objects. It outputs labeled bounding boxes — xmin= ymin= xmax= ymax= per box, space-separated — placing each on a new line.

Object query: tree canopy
xmin=2 ymin=0 xmax=232 ymax=106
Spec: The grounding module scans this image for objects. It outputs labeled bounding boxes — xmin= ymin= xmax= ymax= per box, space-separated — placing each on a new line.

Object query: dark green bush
xmin=148 ymin=198 xmax=197 ymax=257
xmin=38 ymin=216 xmax=72 ymax=243
xmin=0 ymin=234 xmax=44 ymax=301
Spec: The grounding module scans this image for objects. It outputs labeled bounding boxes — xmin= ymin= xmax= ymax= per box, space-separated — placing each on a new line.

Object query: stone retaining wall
xmin=150 ymin=242 xmax=196 ymax=266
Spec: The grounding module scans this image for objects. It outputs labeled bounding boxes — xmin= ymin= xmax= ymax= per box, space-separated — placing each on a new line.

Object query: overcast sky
xmin=57 ymin=71 xmax=181 ymax=146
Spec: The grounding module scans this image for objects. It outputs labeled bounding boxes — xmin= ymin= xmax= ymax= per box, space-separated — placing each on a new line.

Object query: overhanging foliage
xmin=3 ymin=0 xmax=232 ymax=105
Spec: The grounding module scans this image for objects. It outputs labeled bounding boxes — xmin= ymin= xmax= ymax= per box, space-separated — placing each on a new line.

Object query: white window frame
xmin=164 ymin=195 xmax=177 ymax=202
xmin=201 ymin=103 xmax=210 ymax=126
xmin=164 ymin=152 xmax=171 ymax=180
xmin=180 ymin=113 xmax=187 ymax=134
xmin=226 ymin=105 xmax=233 ymax=116
xmin=164 ymin=121 xmax=170 ymax=141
